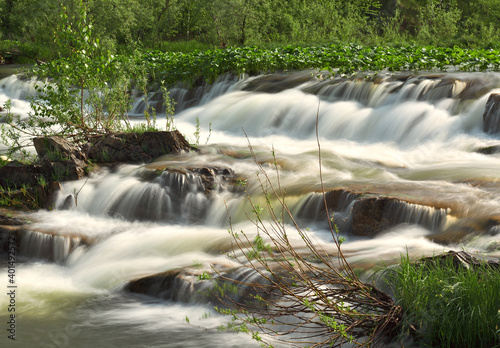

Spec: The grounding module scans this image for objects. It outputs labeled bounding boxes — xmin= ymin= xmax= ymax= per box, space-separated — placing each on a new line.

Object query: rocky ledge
xmin=0 ymin=130 xmax=194 ymax=209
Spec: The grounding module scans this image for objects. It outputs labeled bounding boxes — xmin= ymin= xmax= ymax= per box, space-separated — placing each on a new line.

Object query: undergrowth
xmin=388 ymin=254 xmax=500 ymax=348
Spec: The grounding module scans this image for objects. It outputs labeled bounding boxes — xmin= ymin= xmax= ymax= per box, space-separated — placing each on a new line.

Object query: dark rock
xmin=429 ymin=215 xmax=500 ymax=244
xmin=0 ymin=226 xmax=21 ymax=258
xmin=476 ymin=144 xmax=500 ymax=155
xmin=306 ymin=189 xmax=450 ymax=237
xmin=61 ymin=195 xmax=74 ymax=210
xmin=0 ymin=161 xmax=45 ymax=188
xmin=87 ymin=130 xmax=194 ymax=163
xmin=483 ymin=93 xmax=500 ymax=134
xmin=126 ymin=266 xmax=269 ymax=307
xmin=18 ymin=229 xmax=85 ymax=263
xmin=417 ymin=250 xmax=499 ymax=271
xmin=33 ymin=136 xmax=86 ymax=163
xmin=33 ymin=136 xmax=87 ymax=182
xmin=242 ymin=71 xmax=314 ymax=93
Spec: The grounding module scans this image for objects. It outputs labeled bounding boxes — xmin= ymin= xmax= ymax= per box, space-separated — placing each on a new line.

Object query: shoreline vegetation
xmin=0 ymin=0 xmax=499 ymax=347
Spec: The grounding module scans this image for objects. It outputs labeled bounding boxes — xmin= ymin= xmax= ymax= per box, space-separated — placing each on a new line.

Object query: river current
xmin=1 ymin=70 xmax=500 ymax=347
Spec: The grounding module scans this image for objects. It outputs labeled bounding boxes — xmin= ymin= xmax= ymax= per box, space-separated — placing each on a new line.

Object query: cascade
xmin=1 ymin=70 xmax=500 ymax=347
xmin=19 ymin=229 xmax=84 ymax=263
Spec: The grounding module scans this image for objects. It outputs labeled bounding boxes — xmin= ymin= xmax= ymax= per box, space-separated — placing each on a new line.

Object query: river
xmin=1 ymin=70 xmax=500 ymax=347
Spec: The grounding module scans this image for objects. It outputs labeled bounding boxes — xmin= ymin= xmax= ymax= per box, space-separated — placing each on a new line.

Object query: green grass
xmin=389 ymin=254 xmax=500 ymax=348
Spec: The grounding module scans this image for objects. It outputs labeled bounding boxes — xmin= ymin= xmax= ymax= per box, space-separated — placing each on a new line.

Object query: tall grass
xmin=389 ymin=253 xmax=500 ymax=348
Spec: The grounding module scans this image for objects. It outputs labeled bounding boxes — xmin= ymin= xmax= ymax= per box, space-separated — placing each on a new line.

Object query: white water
xmin=2 ymin=71 xmax=500 ymax=347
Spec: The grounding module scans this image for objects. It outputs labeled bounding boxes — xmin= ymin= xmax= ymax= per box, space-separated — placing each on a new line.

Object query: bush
xmin=216 ymin=140 xmax=402 ymax=347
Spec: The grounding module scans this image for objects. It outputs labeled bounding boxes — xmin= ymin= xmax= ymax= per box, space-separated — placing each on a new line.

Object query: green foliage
xmin=388 ymin=254 xmax=500 ymax=348
xmin=21 ymin=1 xmax=132 ymax=141
xmin=0 ymin=1 xmax=179 ymax=159
xmin=4 ymin=0 xmax=500 ymax=63
xmin=196 ymin=272 xmax=212 ymax=281
xmin=139 ymin=43 xmax=500 ymax=88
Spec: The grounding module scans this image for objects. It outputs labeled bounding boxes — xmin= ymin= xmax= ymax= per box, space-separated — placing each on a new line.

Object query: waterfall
xmin=0 ymin=74 xmax=40 ymax=117
xmin=2 ymin=69 xmax=500 ymax=348
xmin=19 ymin=230 xmax=84 ymax=263
xmin=294 ymin=191 xmax=449 ymax=237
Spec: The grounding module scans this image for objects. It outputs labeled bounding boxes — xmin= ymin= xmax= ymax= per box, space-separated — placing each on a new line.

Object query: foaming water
xmin=3 ymin=71 xmax=500 ymax=347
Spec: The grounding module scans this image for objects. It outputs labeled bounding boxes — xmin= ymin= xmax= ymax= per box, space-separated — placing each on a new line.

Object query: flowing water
xmin=1 ymin=70 xmax=500 ymax=347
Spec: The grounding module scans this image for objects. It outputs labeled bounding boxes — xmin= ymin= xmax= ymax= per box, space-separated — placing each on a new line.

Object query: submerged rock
xmin=416 ymin=250 xmax=499 ymax=271
xmin=0 ymin=210 xmax=90 ymax=263
xmin=126 ymin=265 xmax=269 ymax=307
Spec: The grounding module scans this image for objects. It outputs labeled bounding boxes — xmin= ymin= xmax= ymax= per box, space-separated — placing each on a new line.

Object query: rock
xmin=476 ymin=144 xmax=500 ymax=155
xmin=304 ymin=189 xmax=450 ymax=237
xmin=87 ymin=130 xmax=194 ymax=163
xmin=417 ymin=250 xmax=499 ymax=271
xmin=126 ymin=265 xmax=269 ymax=307
xmin=429 ymin=215 xmax=500 ymax=244
xmin=483 ymin=93 xmax=500 ymax=134
xmin=0 ymin=161 xmax=46 ymax=188
xmin=33 ymin=136 xmax=87 ymax=181
xmin=242 ymin=71 xmax=314 ymax=93
xmin=33 ymin=136 xmax=86 ymax=163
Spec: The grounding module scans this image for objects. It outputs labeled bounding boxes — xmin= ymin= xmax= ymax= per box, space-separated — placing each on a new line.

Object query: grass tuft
xmin=389 ymin=253 xmax=500 ymax=348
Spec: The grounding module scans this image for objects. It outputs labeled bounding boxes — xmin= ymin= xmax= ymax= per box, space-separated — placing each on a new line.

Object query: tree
xmin=1 ymin=0 xmax=134 ymax=159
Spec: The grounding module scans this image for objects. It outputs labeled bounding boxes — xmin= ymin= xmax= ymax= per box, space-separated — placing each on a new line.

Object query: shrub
xmin=217 ymin=136 xmax=402 ymax=347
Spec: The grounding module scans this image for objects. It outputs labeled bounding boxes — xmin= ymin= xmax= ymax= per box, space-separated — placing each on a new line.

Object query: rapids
xmin=1 ymin=70 xmax=500 ymax=347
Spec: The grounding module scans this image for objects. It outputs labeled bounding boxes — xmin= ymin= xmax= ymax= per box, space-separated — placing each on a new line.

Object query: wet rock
xmin=242 ymin=71 xmax=314 ymax=93
xmin=429 ymin=215 xmax=500 ymax=244
xmin=0 ymin=160 xmax=47 ymax=188
xmin=0 ymin=159 xmax=63 ymax=210
xmin=476 ymin=144 xmax=500 ymax=155
xmin=483 ymin=93 xmax=500 ymax=134
xmin=0 ymin=210 xmax=90 ymax=262
xmin=0 ymin=209 xmax=25 ymax=257
xmin=33 ymin=136 xmax=86 ymax=163
xmin=417 ymin=250 xmax=499 ymax=271
xmin=126 ymin=265 xmax=269 ymax=307
xmin=34 ymin=136 xmax=87 ymax=181
xmin=86 ymin=130 xmax=194 ymax=163
xmin=19 ymin=229 xmax=85 ymax=263
xmin=311 ymin=189 xmax=450 ymax=237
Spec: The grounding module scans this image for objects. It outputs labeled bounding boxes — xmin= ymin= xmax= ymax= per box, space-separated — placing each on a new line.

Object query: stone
xmin=417 ymin=250 xmax=499 ymax=271
xmin=483 ymin=93 xmax=500 ymax=134
xmin=306 ymin=189 xmax=450 ymax=237
xmin=33 ymin=136 xmax=86 ymax=162
xmin=86 ymin=130 xmax=194 ymax=163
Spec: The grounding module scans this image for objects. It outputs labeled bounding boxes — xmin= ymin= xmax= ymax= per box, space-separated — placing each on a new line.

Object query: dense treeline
xmin=1 ymin=0 xmax=500 ymax=62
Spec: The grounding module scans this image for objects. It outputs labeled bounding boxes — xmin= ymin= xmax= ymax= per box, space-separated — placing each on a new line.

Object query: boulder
xmin=312 ymin=189 xmax=450 ymax=237
xmin=126 ymin=265 xmax=269 ymax=307
xmin=86 ymin=130 xmax=194 ymax=163
xmin=483 ymin=93 xmax=500 ymax=134
xmin=33 ymin=136 xmax=86 ymax=163
xmin=0 ymin=160 xmax=49 ymax=188
xmin=417 ymin=250 xmax=499 ymax=271
xmin=33 ymin=136 xmax=87 ymax=181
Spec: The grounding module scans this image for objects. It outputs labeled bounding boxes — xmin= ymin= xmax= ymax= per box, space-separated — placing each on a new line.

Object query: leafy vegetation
xmin=3 ymin=0 xmax=500 ymax=63
xmin=387 ymin=254 xmax=500 ymax=348
xmin=0 ymin=0 xmax=176 ymax=159
xmin=139 ymin=44 xmax=500 ymax=87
